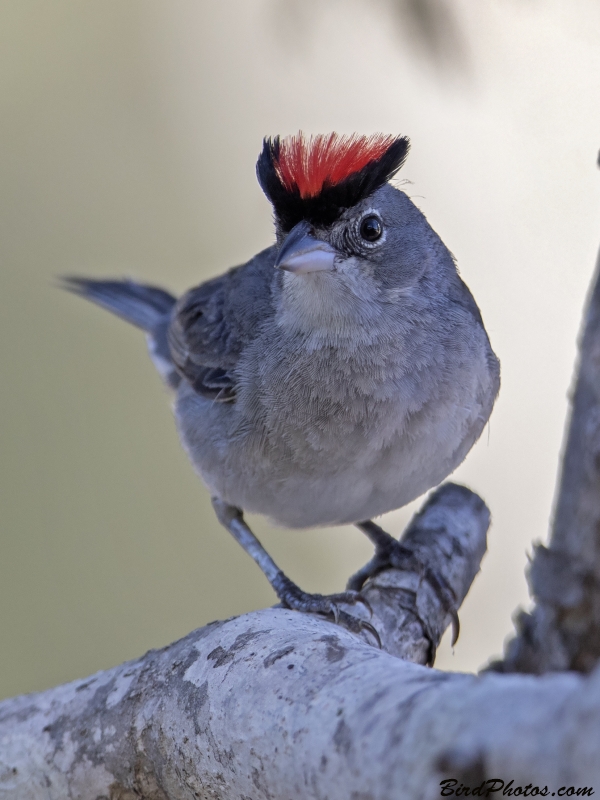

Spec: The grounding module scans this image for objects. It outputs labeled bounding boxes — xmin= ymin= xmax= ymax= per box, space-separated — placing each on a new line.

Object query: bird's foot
xmin=272 ymin=573 xmax=381 ymax=647
xmin=348 ymin=523 xmax=460 ymax=645
xmin=211 ymin=499 xmax=380 ymax=645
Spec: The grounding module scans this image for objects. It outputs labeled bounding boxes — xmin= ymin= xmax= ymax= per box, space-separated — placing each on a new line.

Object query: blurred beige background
xmin=2 ymin=0 xmax=600 ymax=701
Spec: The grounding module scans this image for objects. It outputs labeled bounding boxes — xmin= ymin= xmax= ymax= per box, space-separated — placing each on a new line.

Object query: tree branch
xmin=3 ymin=608 xmax=600 ymax=800
xmin=3 ymin=476 xmax=600 ymax=797
xmin=0 ymin=483 xmax=496 ymax=799
xmin=497 ymin=247 xmax=600 ymax=674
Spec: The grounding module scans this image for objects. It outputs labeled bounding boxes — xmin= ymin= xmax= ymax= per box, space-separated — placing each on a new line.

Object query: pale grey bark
xmin=3 ymin=482 xmax=598 ymax=799
xmin=0 ymin=483 xmax=501 ymax=800
xmin=3 ymin=605 xmax=600 ymax=800
xmin=498 ymin=247 xmax=600 ymax=674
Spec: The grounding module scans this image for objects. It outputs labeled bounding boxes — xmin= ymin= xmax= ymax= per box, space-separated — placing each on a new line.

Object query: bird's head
xmin=257 ymin=133 xmax=451 ymax=333
xmin=256 ymin=133 xmax=454 ymax=334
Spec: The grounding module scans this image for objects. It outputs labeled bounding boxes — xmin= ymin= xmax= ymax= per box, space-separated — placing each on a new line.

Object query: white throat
xmin=276 ymin=263 xmax=387 ymax=347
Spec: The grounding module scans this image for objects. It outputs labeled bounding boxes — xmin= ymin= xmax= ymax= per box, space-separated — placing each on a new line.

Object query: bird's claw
xmin=335 ymin=609 xmax=382 ymax=648
xmin=347 ymin=539 xmax=460 ymax=645
xmin=273 ymin=575 xmax=380 ymax=647
xmin=449 ymin=608 xmax=460 ymax=647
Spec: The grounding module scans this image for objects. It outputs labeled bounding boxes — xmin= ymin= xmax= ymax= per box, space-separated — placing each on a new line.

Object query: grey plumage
xmin=64 ymin=134 xmax=499 ymax=638
xmin=171 ymin=185 xmax=499 ymax=528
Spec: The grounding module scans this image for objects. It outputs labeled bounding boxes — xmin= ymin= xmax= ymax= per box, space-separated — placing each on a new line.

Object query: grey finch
xmin=64 ymin=132 xmax=499 ymax=642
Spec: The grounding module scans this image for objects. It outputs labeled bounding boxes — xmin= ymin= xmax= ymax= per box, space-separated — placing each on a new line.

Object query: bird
xmin=63 ymin=132 xmax=500 ymax=641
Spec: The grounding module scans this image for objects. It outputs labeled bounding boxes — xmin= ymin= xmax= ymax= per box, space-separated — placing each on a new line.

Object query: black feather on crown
xmin=256 ymin=132 xmax=410 ymax=232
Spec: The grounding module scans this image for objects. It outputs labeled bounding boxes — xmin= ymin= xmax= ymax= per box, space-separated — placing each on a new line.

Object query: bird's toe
xmin=272 ymin=575 xmax=380 ymax=646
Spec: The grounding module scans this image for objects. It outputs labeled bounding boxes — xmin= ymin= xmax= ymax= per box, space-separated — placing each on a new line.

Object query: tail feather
xmin=62 ymin=276 xmax=181 ymax=389
xmin=62 ymin=277 xmax=176 ymax=331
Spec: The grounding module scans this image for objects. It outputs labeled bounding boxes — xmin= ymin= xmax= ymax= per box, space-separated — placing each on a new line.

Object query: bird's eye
xmin=360 ymin=215 xmax=383 ymax=242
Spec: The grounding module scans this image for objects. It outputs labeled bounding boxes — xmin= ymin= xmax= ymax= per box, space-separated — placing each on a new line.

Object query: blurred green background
xmin=2 ymin=0 xmax=600 ymax=700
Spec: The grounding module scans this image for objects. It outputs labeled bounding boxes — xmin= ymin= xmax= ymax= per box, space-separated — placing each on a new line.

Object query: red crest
xmin=274 ymin=132 xmax=400 ymax=199
xmin=256 ymin=131 xmax=410 ymax=231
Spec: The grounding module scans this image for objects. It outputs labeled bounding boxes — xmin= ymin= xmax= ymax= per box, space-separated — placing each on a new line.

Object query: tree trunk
xmin=496 ymin=247 xmax=600 ymax=675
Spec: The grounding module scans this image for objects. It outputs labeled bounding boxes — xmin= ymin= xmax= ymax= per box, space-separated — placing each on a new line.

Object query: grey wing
xmin=168 ymin=246 xmax=277 ymax=403
xmin=169 ymin=274 xmax=238 ymax=402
